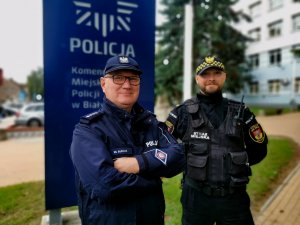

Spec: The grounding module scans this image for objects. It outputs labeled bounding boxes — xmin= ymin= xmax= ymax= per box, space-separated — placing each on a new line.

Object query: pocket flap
xmin=190 ymin=143 xmax=208 ymax=155
xmin=187 ymin=155 xmax=208 ymax=168
xmin=229 ymin=152 xmax=248 ymax=165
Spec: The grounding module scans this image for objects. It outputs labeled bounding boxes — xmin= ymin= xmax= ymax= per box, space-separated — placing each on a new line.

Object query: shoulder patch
xmin=165 ymin=120 xmax=174 ymax=134
xmin=249 ymin=123 xmax=265 ymax=143
xmin=80 ymin=110 xmax=103 ymax=124
xmin=155 ymin=149 xmax=167 ymax=165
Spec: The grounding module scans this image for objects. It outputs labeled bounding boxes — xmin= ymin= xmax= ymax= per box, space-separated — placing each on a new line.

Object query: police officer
xmin=70 ymin=55 xmax=185 ymax=225
xmin=165 ymin=56 xmax=268 ymax=225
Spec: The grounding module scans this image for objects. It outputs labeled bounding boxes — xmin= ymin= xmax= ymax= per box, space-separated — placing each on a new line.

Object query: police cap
xmin=103 ymin=55 xmax=143 ymax=75
xmin=195 ymin=56 xmax=225 ymax=75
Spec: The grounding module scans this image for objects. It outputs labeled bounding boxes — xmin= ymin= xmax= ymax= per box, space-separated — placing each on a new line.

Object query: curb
xmin=41 ymin=210 xmax=81 ymax=225
xmin=5 ymin=130 xmax=44 ymax=139
xmin=258 ymin=162 xmax=300 ymax=213
xmin=0 ymin=126 xmax=44 ymax=140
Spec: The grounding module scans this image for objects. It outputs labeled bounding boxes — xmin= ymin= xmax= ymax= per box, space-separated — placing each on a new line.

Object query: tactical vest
xmin=182 ymin=97 xmax=251 ymax=187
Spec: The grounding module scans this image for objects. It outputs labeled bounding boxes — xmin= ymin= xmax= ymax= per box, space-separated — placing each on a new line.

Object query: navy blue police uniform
xmin=166 ymin=91 xmax=268 ymax=225
xmin=70 ymin=97 xmax=185 ymax=225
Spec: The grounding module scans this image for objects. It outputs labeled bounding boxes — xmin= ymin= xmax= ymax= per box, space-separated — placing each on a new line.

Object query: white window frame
xmin=249 ymin=54 xmax=260 ymax=68
xmin=268 ymin=79 xmax=281 ymax=94
xmin=269 ymin=0 xmax=283 ymax=11
xmin=295 ymin=77 xmax=300 ymax=93
xmin=269 ymin=49 xmax=281 ymax=66
xmin=248 ymin=28 xmax=261 ymax=41
xmin=268 ymin=20 xmax=282 ymax=38
xmin=249 ymin=81 xmax=259 ymax=94
xmin=292 ymin=13 xmax=300 ymax=32
xmin=249 ymin=2 xmax=261 ymax=18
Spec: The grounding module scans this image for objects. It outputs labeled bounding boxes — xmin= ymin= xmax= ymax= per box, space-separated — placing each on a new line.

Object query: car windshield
xmin=25 ymin=105 xmax=43 ymax=112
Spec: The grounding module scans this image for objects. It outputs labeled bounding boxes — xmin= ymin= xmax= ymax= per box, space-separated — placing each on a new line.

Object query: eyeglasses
xmin=105 ymin=75 xmax=141 ymax=86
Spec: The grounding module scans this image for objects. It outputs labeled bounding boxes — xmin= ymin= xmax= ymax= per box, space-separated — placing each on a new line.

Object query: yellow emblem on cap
xmin=205 ymin=56 xmax=215 ymax=64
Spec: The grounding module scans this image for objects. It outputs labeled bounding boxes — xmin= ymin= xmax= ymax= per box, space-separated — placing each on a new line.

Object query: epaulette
xmin=134 ymin=109 xmax=156 ymax=126
xmin=183 ymin=96 xmax=198 ymax=106
xmin=183 ymin=97 xmax=199 ymax=114
xmin=145 ymin=110 xmax=156 ymax=117
xmin=79 ymin=110 xmax=104 ymax=125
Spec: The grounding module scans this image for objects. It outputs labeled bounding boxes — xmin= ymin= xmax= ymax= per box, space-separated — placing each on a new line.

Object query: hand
xmin=114 ymin=157 xmax=140 ymax=174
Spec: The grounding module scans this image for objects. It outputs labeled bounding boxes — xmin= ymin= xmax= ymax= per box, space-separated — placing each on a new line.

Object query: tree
xmin=156 ymin=0 xmax=251 ymax=105
xmin=27 ymin=67 xmax=44 ymax=101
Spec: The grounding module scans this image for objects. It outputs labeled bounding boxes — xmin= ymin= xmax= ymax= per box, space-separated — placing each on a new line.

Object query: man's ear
xmin=100 ymin=77 xmax=105 ymax=93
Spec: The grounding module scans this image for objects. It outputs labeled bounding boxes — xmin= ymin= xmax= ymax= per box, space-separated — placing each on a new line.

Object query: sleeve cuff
xmin=135 ymin=154 xmax=149 ymax=173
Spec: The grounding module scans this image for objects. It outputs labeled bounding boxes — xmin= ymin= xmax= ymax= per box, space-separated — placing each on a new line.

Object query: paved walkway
xmin=0 ymin=137 xmax=44 ymax=187
xmin=254 ymin=112 xmax=300 ymax=225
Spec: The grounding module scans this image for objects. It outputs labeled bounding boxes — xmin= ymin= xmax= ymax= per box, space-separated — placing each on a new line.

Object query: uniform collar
xmin=197 ymin=91 xmax=223 ymax=104
xmin=102 ymin=97 xmax=144 ymax=121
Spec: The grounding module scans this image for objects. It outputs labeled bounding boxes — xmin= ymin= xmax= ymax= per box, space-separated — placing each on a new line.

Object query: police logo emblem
xmin=119 ymin=56 xmax=129 ymax=63
xmin=155 ymin=149 xmax=167 ymax=165
xmin=249 ymin=123 xmax=265 ymax=143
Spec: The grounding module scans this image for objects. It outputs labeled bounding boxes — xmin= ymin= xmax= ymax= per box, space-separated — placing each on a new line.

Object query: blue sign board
xmin=43 ymin=0 xmax=155 ymax=209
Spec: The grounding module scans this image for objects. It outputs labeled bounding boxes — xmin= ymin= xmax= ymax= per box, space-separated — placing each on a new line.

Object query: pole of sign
xmin=183 ymin=1 xmax=194 ymax=101
xmin=49 ymin=209 xmax=62 ymax=225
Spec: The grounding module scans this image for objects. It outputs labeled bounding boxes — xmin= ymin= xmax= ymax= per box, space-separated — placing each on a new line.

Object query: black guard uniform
xmin=166 ymin=92 xmax=268 ymax=225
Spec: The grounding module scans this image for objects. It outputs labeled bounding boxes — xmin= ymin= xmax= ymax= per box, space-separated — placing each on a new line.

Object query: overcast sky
xmin=0 ymin=0 xmax=165 ymax=83
xmin=0 ymin=0 xmax=43 ymax=83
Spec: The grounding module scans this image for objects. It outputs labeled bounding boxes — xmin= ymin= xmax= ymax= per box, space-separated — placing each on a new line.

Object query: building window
xmin=269 ymin=49 xmax=281 ymax=66
xmin=292 ymin=14 xmax=300 ymax=31
xmin=291 ymin=44 xmax=300 ymax=58
xmin=269 ymin=0 xmax=283 ymax=10
xmin=295 ymin=78 xmax=300 ymax=93
xmin=249 ymin=81 xmax=259 ymax=94
xmin=249 ymin=2 xmax=261 ymax=18
xmin=268 ymin=20 xmax=282 ymax=38
xmin=248 ymin=28 xmax=261 ymax=41
xmin=268 ymin=79 xmax=281 ymax=93
xmin=249 ymin=54 xmax=260 ymax=68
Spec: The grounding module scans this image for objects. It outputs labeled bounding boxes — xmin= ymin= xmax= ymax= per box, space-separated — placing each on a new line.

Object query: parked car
xmin=3 ymin=102 xmax=23 ymax=111
xmin=0 ymin=105 xmax=18 ymax=118
xmin=15 ymin=102 xmax=44 ymax=127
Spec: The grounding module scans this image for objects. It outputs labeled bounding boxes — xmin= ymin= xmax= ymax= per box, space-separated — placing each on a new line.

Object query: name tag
xmin=112 ymin=147 xmax=133 ymax=156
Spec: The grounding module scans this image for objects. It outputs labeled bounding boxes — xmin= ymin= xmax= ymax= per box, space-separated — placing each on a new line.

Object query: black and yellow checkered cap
xmin=195 ymin=56 xmax=225 ymax=75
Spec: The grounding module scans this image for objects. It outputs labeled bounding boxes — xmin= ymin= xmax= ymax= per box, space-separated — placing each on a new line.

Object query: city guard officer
xmin=166 ymin=55 xmax=268 ymax=225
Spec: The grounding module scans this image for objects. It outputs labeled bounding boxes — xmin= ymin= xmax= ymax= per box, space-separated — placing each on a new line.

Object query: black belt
xmin=185 ymin=177 xmax=246 ymax=197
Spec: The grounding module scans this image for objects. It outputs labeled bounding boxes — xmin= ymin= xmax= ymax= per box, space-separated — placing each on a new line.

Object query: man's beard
xmin=200 ymin=84 xmax=222 ymax=95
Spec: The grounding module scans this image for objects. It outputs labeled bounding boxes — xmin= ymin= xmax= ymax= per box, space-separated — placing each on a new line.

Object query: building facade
xmin=230 ymin=0 xmax=300 ymax=108
xmin=0 ymin=68 xmax=27 ymax=104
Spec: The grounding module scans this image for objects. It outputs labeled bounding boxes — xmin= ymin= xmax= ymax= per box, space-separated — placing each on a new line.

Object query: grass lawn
xmin=0 ymin=181 xmax=44 ymax=225
xmin=249 ymin=107 xmax=299 ymax=116
xmin=0 ymin=137 xmax=296 ymax=225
